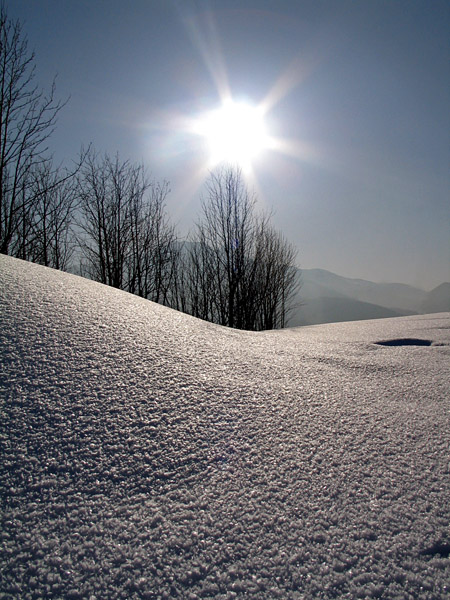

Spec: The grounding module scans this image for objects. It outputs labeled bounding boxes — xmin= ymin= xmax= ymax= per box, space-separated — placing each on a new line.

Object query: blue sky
xmin=6 ymin=0 xmax=450 ymax=289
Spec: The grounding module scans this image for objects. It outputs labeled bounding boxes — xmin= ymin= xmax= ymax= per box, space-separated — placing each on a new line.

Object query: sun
xmin=194 ymin=99 xmax=271 ymax=171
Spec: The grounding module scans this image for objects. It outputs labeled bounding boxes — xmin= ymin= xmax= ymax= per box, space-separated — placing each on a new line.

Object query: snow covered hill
xmin=1 ymin=255 xmax=449 ymax=600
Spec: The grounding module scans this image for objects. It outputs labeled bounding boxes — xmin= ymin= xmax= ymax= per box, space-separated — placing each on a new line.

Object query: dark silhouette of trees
xmin=77 ymin=151 xmax=133 ymax=289
xmin=127 ymin=174 xmax=179 ymax=305
xmin=27 ymin=160 xmax=78 ymax=270
xmin=251 ymin=217 xmax=299 ymax=329
xmin=0 ymin=6 xmax=67 ymax=256
xmin=77 ymin=150 xmax=178 ymax=303
xmin=180 ymin=167 xmax=298 ymax=330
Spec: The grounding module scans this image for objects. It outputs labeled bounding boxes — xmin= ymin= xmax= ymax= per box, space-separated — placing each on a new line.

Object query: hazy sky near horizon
xmin=6 ymin=0 xmax=450 ymax=289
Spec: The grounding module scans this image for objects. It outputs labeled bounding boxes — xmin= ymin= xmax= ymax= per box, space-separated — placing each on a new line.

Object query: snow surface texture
xmin=1 ymin=255 xmax=449 ymax=600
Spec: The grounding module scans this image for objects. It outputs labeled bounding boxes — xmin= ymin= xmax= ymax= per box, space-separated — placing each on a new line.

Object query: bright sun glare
xmin=194 ymin=100 xmax=271 ymax=171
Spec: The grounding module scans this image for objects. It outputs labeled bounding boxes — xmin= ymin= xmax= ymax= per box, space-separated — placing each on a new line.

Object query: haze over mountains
xmin=291 ymin=269 xmax=450 ymax=326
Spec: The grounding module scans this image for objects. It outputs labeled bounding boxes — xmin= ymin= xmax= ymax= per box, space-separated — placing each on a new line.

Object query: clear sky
xmin=6 ymin=0 xmax=450 ymax=289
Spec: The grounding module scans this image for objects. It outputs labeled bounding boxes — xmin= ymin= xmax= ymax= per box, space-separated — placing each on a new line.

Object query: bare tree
xmin=184 ymin=167 xmax=299 ymax=330
xmin=77 ymin=151 xmax=135 ymax=288
xmin=251 ymin=219 xmax=299 ymax=329
xmin=194 ymin=168 xmax=256 ymax=328
xmin=0 ymin=6 xmax=67 ymax=256
xmin=77 ymin=150 xmax=178 ymax=303
xmin=127 ymin=177 xmax=177 ymax=304
xmin=28 ymin=160 xmax=78 ymax=270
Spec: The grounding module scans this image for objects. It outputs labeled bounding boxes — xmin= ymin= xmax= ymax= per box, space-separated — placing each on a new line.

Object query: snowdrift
xmin=1 ymin=255 xmax=449 ymax=599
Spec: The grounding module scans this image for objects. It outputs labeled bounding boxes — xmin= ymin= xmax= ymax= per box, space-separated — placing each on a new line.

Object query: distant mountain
xmin=289 ymin=268 xmax=449 ymax=326
xmin=299 ymin=269 xmax=427 ymax=311
xmin=422 ymin=283 xmax=450 ymax=314
xmin=289 ymin=296 xmax=411 ymax=327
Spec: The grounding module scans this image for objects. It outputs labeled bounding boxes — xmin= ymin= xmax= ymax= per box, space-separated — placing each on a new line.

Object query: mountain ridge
xmin=291 ymin=268 xmax=449 ymax=326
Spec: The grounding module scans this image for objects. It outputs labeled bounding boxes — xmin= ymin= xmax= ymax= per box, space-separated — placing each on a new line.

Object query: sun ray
xmin=259 ymin=55 xmax=312 ymax=115
xmin=270 ymin=136 xmax=320 ymax=163
xmin=182 ymin=7 xmax=231 ymax=103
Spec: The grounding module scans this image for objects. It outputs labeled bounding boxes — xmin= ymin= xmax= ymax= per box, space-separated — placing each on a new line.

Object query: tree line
xmin=0 ymin=6 xmax=299 ymax=331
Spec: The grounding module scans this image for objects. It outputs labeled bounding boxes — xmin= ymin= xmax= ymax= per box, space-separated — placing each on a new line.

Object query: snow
xmin=1 ymin=254 xmax=449 ymax=600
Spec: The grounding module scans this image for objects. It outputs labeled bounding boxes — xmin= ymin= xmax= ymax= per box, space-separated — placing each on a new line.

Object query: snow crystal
xmin=1 ymin=255 xmax=449 ymax=599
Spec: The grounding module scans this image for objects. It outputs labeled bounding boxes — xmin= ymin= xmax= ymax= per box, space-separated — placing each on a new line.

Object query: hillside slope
xmin=289 ymin=296 xmax=409 ymax=327
xmin=422 ymin=282 xmax=450 ymax=314
xmin=292 ymin=268 xmax=449 ymax=325
xmin=299 ymin=268 xmax=427 ymax=311
xmin=1 ymin=255 xmax=449 ymax=599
